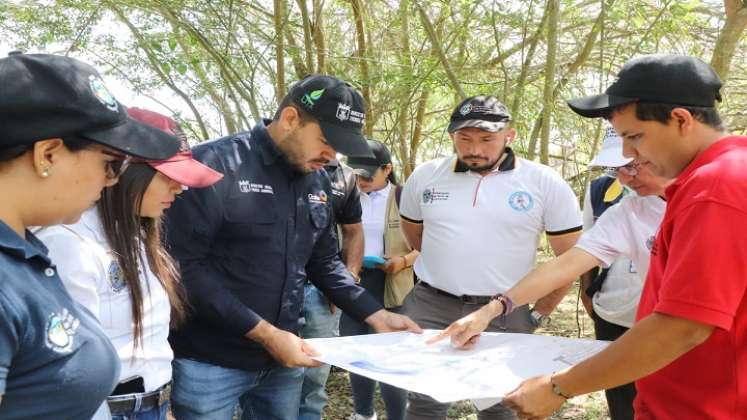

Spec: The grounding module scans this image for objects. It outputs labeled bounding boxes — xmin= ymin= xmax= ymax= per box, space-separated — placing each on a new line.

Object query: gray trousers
xmin=402 ymin=283 xmax=537 ymax=420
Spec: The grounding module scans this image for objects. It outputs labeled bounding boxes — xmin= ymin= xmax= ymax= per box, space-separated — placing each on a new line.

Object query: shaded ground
xmin=322 ymin=282 xmax=611 ymax=420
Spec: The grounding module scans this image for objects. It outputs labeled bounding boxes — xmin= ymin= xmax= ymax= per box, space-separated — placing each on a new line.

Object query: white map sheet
xmin=307 ymin=330 xmax=608 ymax=409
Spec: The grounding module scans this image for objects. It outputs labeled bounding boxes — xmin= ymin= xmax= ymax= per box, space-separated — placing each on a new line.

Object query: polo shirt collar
xmin=367 ymin=182 xmax=391 ymax=199
xmin=665 ymin=135 xmax=742 ymax=199
xmin=253 ymin=119 xmax=284 ymax=166
xmin=0 ymin=219 xmax=50 ymax=262
xmin=453 ymin=147 xmax=517 ymax=173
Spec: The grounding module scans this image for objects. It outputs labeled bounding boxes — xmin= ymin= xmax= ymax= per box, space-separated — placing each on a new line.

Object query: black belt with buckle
xmin=420 ymin=282 xmax=493 ymax=305
xmin=107 ymin=383 xmax=171 ymax=414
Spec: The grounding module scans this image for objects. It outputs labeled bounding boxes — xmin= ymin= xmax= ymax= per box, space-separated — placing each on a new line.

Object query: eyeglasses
xmin=99 ymin=150 xmax=131 ymax=179
xmin=604 ymin=161 xmax=642 ymax=178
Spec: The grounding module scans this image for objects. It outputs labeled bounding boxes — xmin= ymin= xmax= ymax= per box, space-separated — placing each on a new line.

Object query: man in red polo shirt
xmin=490 ymin=54 xmax=746 ymax=419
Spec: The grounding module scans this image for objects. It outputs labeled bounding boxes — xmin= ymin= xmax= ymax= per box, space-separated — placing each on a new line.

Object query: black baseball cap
xmin=347 ymin=139 xmax=392 ymax=178
xmin=568 ymin=54 xmax=723 ymax=118
xmin=0 ymin=53 xmax=180 ymax=160
xmin=448 ymin=95 xmax=512 ymax=133
xmin=288 ymin=75 xmax=374 ymax=158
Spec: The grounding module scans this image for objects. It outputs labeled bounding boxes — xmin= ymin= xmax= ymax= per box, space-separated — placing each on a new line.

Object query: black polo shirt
xmin=325 ymin=161 xmax=362 ymax=226
xmin=166 ymin=120 xmax=381 ymax=371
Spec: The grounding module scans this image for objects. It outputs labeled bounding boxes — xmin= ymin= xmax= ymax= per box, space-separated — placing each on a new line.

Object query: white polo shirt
xmin=37 ymin=208 xmax=173 ymax=393
xmin=361 ymin=182 xmax=392 ymax=258
xmin=575 ymin=194 xmax=666 ymax=327
xmin=400 ymin=151 xmax=582 ymax=296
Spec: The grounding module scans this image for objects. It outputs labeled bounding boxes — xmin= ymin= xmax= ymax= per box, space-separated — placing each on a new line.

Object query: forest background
xmin=3 ymin=0 xmax=746 ymax=197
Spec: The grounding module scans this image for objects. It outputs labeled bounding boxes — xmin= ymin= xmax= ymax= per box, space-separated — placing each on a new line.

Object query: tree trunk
xmin=416 ymin=3 xmax=466 ymax=98
xmin=539 ymin=0 xmax=560 ymax=165
xmin=710 ymin=0 xmax=747 ymax=82
xmin=312 ymin=0 xmax=326 ymax=73
xmin=350 ymin=0 xmax=373 ymax=136
xmin=274 ymin=0 xmax=286 ymax=102
xmin=296 ymin=0 xmax=315 ymax=73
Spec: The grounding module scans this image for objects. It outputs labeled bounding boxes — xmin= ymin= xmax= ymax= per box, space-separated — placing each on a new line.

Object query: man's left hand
xmin=502 ymin=374 xmax=566 ymax=419
xmin=365 ymin=309 xmax=422 ymax=333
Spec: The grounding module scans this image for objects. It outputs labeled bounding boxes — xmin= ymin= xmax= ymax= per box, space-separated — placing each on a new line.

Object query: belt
xmin=107 ymin=383 xmax=171 ymax=414
xmin=419 ymin=282 xmax=494 ymax=305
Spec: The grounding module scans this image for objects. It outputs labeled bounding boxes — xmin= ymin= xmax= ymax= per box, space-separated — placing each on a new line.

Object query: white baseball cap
xmin=588 ymin=125 xmax=633 ymax=168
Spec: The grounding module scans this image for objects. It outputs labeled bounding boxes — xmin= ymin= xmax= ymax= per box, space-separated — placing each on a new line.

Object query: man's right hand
xmin=246 ymin=320 xmax=322 ymax=368
xmin=426 ymin=299 xmax=501 ymax=349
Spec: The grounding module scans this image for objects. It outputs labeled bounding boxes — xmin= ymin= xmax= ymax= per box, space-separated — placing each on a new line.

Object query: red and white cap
xmin=126 ymin=108 xmax=223 ymax=188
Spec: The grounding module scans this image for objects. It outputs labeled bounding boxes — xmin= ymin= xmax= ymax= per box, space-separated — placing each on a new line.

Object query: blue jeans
xmin=110 ymin=401 xmax=168 ymax=420
xmin=171 ymin=358 xmax=304 ymax=420
xmin=340 ymin=269 xmax=408 ymax=420
xmin=299 ymin=284 xmax=342 ymax=420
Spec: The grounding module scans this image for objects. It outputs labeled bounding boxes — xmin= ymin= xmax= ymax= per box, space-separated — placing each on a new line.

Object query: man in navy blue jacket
xmin=166 ymin=75 xmax=421 ymax=420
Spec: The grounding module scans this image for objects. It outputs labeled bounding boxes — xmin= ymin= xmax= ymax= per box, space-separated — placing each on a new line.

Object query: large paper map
xmin=307 ymin=330 xmax=608 ymax=409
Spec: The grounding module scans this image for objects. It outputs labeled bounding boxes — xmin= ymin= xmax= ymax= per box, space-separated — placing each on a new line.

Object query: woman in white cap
xmin=0 ymin=53 xmax=180 ymax=420
xmin=38 ymin=108 xmax=223 ymax=420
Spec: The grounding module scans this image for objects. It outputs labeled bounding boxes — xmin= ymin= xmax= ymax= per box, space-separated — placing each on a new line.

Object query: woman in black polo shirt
xmin=0 ymin=53 xmax=179 ymax=420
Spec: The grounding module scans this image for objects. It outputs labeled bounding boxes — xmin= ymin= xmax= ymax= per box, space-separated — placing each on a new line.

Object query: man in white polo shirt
xmin=399 ymin=95 xmax=583 ymax=420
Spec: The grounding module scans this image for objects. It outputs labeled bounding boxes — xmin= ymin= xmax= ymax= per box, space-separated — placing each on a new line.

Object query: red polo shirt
xmin=634 ymin=136 xmax=747 ymax=419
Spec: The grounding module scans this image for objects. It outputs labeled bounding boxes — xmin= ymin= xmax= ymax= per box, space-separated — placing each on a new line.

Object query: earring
xmin=41 ymin=166 xmax=50 ymax=178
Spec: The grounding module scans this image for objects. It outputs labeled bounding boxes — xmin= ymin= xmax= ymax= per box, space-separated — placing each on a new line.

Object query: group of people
xmin=0 ymin=49 xmax=744 ymax=420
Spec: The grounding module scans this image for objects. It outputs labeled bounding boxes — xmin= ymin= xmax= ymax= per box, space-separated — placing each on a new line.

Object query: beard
xmin=457 ymin=154 xmax=502 ymax=172
xmin=277 ymin=129 xmax=325 ymax=174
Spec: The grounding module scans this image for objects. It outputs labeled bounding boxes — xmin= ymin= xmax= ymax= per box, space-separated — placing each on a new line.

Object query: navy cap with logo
xmin=448 ymin=95 xmax=512 ymax=133
xmin=346 ymin=139 xmax=392 ymax=178
xmin=567 ymin=54 xmax=723 ymax=118
xmin=288 ymin=75 xmax=373 ymax=158
xmin=0 ymin=53 xmax=180 ymax=160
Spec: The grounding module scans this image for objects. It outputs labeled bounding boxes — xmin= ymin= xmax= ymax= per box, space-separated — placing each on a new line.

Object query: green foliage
xmin=1 ymin=0 xmax=745 ymax=190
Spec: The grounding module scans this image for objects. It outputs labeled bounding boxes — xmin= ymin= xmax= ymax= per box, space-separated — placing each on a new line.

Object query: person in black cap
xmin=342 ymin=140 xmax=419 ymax=420
xmin=499 ymin=54 xmax=747 ymax=420
xmin=164 ymin=74 xmax=421 ymax=420
xmin=398 ymin=95 xmax=582 ymax=420
xmin=0 ymin=53 xmax=179 ymax=419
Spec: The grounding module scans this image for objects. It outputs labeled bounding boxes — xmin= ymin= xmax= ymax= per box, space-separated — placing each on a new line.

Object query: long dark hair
xmin=97 ymin=163 xmax=187 ymax=350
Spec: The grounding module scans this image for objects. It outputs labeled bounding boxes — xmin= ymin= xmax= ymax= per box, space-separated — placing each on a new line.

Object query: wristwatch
xmin=529 ymin=308 xmax=551 ymax=327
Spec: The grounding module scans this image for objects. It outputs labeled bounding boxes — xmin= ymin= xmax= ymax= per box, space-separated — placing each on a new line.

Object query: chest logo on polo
xmin=45 ymin=308 xmax=80 ymax=353
xmin=508 ymin=191 xmax=534 ymax=212
xmin=107 ymin=260 xmax=127 ymax=293
xmin=308 ymin=190 xmax=328 ymax=204
xmin=422 ymin=187 xmax=450 ymax=204
xmin=238 ymin=180 xmax=274 ymax=194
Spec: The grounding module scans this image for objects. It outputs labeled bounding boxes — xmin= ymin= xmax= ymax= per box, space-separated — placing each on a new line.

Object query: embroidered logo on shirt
xmin=238 ymin=180 xmax=274 ymax=194
xmin=646 ymin=235 xmax=655 ymax=251
xmin=45 ymin=309 xmax=80 ymax=353
xmin=308 ymin=190 xmax=328 ymax=204
xmin=508 ymin=191 xmax=534 ymax=212
xmin=107 ymin=260 xmax=127 ymax=293
xmin=421 ymin=187 xmax=450 ymax=204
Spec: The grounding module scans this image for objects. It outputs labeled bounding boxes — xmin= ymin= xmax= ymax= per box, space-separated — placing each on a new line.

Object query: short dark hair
xmin=603 ymin=102 xmax=724 ymax=131
xmin=273 ymin=95 xmax=318 ymax=125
